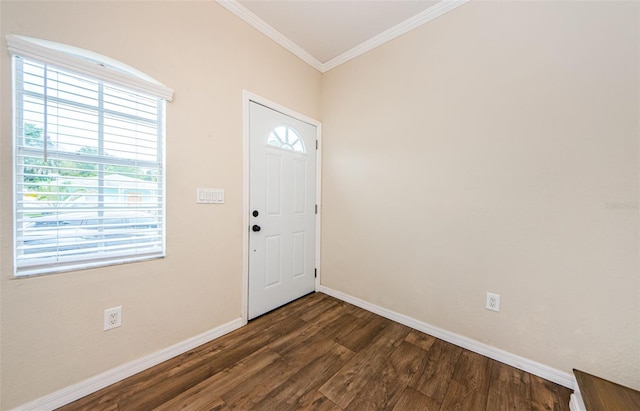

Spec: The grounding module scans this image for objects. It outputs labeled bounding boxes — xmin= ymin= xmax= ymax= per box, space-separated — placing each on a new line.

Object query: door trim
xmin=242 ymin=90 xmax=322 ymax=324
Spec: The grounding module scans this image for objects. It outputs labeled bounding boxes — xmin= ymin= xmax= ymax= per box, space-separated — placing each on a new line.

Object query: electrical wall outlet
xmin=486 ymin=293 xmax=500 ymax=312
xmin=104 ymin=306 xmax=122 ymax=330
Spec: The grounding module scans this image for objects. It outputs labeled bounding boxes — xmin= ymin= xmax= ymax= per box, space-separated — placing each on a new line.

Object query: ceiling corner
xmin=215 ymin=0 xmax=324 ymax=73
xmin=216 ymin=0 xmax=470 ymax=74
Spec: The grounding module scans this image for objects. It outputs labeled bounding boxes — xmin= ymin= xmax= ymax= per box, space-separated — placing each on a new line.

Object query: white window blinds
xmin=13 ymin=55 xmax=167 ymax=276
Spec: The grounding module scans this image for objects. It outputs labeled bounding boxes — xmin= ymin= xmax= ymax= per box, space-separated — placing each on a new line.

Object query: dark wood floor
xmin=574 ymin=369 xmax=640 ymax=411
xmin=58 ymin=292 xmax=572 ymax=411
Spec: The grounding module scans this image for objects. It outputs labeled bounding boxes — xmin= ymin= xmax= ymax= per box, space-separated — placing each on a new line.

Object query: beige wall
xmin=0 ymin=1 xmax=320 ymax=408
xmin=321 ymin=0 xmax=639 ymax=389
xmin=2 ymin=0 xmax=639 ymax=408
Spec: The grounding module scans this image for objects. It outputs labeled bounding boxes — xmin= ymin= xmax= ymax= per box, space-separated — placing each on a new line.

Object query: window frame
xmin=266 ymin=125 xmax=307 ymax=154
xmin=8 ymin=35 xmax=173 ymax=277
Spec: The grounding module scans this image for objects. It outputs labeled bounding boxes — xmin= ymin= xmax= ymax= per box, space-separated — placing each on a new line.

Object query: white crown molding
xmin=12 ymin=318 xmax=243 ymax=411
xmin=318 ymin=285 xmax=576 ymax=389
xmin=322 ymin=0 xmax=470 ymax=72
xmin=215 ymin=0 xmax=469 ymax=74
xmin=215 ymin=0 xmax=324 ymax=72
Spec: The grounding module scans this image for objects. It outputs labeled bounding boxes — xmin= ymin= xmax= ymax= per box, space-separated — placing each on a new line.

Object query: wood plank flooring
xmin=574 ymin=369 xmax=640 ymax=411
xmin=58 ymin=292 xmax=572 ymax=411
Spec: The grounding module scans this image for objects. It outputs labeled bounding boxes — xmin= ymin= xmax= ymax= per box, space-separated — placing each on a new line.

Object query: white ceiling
xmin=238 ymin=0 xmax=440 ymax=63
xmin=217 ymin=0 xmax=469 ymax=72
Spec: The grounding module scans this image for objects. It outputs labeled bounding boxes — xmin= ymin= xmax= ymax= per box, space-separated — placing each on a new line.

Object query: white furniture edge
xmin=318 ymin=285 xmax=576 ymax=389
xmin=215 ymin=0 xmax=470 ymax=74
xmin=12 ymin=318 xmax=243 ymax=411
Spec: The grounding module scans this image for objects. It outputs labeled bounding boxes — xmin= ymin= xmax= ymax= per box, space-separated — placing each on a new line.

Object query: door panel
xmin=248 ymin=102 xmax=317 ymax=319
xmin=265 ymin=235 xmax=281 ymax=287
xmin=292 ymin=231 xmax=305 ymax=278
xmin=293 ymin=159 xmax=306 ymax=214
xmin=266 ymin=154 xmax=282 ymax=215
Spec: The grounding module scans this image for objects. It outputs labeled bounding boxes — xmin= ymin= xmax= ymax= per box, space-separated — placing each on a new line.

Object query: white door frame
xmin=242 ymin=90 xmax=322 ymax=324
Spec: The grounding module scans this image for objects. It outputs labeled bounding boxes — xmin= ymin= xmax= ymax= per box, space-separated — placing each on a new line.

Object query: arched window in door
xmin=266 ymin=126 xmax=306 ymax=154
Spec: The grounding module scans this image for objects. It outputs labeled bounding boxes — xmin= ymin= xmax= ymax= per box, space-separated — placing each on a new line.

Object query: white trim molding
xmin=215 ymin=0 xmax=469 ymax=74
xmin=322 ymin=0 xmax=470 ymax=72
xmin=12 ymin=318 xmax=243 ymax=411
xmin=6 ymin=34 xmax=174 ymax=101
xmin=216 ymin=0 xmax=324 ymax=72
xmin=569 ymin=385 xmax=587 ymax=411
xmin=318 ymin=285 xmax=576 ymax=389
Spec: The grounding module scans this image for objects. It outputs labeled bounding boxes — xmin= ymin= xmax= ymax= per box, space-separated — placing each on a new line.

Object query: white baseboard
xmin=570 ymin=389 xmax=587 ymax=411
xmin=13 ymin=318 xmax=244 ymax=411
xmin=15 ymin=289 xmax=577 ymax=410
xmin=318 ymin=285 xmax=576 ymax=389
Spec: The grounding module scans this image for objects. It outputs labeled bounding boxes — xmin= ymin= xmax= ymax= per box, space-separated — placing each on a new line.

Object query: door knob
xmin=252 ymin=225 xmax=261 ymax=232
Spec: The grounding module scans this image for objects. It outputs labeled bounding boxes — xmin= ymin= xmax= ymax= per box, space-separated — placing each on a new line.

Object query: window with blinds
xmin=13 ymin=55 xmax=166 ymax=276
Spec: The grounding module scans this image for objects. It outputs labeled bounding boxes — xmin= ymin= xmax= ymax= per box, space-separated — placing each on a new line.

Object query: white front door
xmin=248 ymin=101 xmax=317 ymax=320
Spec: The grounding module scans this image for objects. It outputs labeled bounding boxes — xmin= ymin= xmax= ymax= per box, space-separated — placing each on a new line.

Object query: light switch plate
xmin=197 ymin=188 xmax=224 ymax=204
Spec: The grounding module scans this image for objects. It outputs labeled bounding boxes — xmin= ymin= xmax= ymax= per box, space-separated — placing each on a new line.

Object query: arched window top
xmin=267 ymin=126 xmax=306 ymax=154
xmin=6 ymin=34 xmax=173 ymax=101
